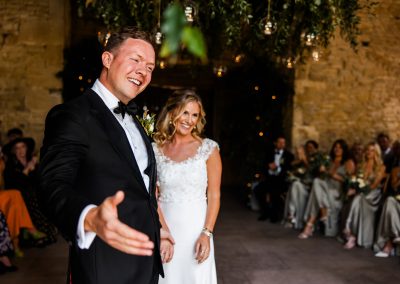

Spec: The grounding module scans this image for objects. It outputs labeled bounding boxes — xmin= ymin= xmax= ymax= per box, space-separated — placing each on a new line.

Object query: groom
xmin=39 ymin=27 xmax=165 ymax=283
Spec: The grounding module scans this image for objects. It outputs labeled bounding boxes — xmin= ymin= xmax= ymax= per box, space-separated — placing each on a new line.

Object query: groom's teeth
xmin=129 ymin=78 xmax=141 ymax=86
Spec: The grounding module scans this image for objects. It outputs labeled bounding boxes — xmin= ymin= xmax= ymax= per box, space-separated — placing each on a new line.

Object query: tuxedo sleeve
xmin=38 ymin=105 xmax=90 ymax=242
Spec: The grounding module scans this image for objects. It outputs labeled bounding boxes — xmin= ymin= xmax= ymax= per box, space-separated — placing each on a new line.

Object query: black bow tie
xmin=113 ymin=101 xmax=138 ymax=118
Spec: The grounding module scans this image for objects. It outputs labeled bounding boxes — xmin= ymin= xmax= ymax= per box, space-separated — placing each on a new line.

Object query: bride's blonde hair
xmin=153 ymin=89 xmax=206 ymax=146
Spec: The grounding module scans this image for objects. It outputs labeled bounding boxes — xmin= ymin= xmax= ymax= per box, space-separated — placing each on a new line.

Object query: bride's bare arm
xmin=195 ymin=147 xmax=222 ymax=263
xmin=157 ymin=187 xmax=175 ymax=263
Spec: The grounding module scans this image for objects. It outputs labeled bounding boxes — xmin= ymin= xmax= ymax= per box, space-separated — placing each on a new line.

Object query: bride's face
xmin=175 ymin=101 xmax=200 ymax=137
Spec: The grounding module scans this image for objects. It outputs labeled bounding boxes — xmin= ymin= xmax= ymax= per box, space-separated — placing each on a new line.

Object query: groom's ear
xmin=102 ymin=52 xmax=113 ymax=69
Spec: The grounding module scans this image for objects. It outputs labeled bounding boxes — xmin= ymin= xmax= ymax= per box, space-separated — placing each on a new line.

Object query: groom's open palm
xmin=84 ymin=191 xmax=154 ymax=255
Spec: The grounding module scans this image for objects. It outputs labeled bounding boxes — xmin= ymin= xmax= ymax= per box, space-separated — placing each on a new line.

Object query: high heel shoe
xmin=344 ymin=235 xmax=356 ymax=249
xmin=298 ymin=222 xmax=313 ymax=239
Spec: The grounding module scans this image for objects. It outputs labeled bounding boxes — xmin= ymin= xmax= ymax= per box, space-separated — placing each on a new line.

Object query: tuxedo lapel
xmin=132 ymin=116 xmax=156 ymax=196
xmin=86 ymin=90 xmax=149 ymax=195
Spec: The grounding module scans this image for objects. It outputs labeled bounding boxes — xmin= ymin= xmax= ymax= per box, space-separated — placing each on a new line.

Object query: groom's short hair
xmin=104 ymin=26 xmax=154 ymax=53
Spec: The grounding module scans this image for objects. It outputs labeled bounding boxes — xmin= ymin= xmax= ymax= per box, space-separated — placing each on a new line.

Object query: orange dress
xmin=0 ymin=189 xmax=35 ymax=240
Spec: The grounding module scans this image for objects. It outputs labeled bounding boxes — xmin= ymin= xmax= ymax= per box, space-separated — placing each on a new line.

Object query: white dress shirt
xmin=268 ymin=149 xmax=283 ymax=176
xmin=77 ymin=79 xmax=149 ymax=249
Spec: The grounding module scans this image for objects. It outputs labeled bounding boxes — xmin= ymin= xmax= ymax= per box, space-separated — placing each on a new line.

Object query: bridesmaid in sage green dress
xmin=284 ymin=140 xmax=319 ymax=230
xmin=374 ymin=166 xmax=400 ymax=257
xmin=299 ymin=139 xmax=354 ymax=238
xmin=344 ymin=142 xmax=385 ymax=249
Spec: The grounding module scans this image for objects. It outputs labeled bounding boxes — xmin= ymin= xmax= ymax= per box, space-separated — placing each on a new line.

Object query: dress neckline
xmin=158 ymin=139 xmax=205 ymax=164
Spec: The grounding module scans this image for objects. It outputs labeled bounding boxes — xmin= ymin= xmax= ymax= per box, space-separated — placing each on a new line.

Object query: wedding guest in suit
xmin=374 ymin=165 xmax=400 ymax=257
xmin=39 ymin=27 xmax=171 ymax=284
xmin=299 ymin=139 xmax=353 ymax=238
xmin=343 ymin=142 xmax=385 ymax=249
xmin=377 ymin=132 xmax=394 ymax=174
xmin=283 ymin=140 xmax=319 ymax=229
xmin=255 ymin=136 xmax=294 ymax=223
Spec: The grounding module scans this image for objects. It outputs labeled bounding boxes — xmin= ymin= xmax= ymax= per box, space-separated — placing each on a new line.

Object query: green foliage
xmin=77 ymin=0 xmax=372 ymax=65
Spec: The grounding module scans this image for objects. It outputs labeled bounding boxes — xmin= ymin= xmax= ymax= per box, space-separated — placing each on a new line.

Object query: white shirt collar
xmin=91 ymin=79 xmax=119 ymax=111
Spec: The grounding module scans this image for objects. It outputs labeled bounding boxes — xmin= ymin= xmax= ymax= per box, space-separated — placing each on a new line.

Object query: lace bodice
xmin=152 ymin=138 xmax=219 ymax=203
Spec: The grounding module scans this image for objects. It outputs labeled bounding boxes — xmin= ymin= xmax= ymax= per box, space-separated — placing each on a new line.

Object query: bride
xmin=152 ymin=89 xmax=222 ymax=284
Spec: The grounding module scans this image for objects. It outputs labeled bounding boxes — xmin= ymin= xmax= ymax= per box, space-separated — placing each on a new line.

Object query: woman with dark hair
xmin=152 ymin=89 xmax=222 ymax=284
xmin=4 ymin=138 xmax=57 ymax=246
xmin=299 ymin=139 xmax=354 ymax=238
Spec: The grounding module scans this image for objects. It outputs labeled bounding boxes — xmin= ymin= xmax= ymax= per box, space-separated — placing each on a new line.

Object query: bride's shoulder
xmin=199 ymin=138 xmax=220 ymax=158
xmin=151 ymin=142 xmax=163 ymax=155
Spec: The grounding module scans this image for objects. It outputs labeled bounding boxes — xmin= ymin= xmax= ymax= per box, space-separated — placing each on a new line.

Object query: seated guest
xmin=283 ymin=140 xmax=319 ymax=229
xmin=343 ymin=142 xmax=385 ymax=249
xmin=337 ymin=142 xmax=364 ymax=242
xmin=3 ymin=138 xmax=57 ymax=246
xmin=374 ymin=166 xmax=400 ymax=257
xmin=255 ymin=135 xmax=294 ymax=223
xmin=0 ymin=211 xmax=18 ymax=274
xmin=299 ymin=139 xmax=353 ymax=238
xmin=377 ymin=132 xmax=394 ymax=174
xmin=1 ymin=128 xmax=35 ymax=162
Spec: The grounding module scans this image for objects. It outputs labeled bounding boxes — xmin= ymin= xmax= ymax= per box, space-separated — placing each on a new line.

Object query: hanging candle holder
xmin=183 ymin=0 xmax=197 ymax=23
xmin=285 ymin=56 xmax=296 ymax=69
xmin=213 ymin=64 xmax=228 ymax=77
xmin=154 ymin=0 xmax=163 ymax=45
xmin=305 ymin=33 xmax=316 ymax=46
xmin=263 ymin=0 xmax=275 ymax=35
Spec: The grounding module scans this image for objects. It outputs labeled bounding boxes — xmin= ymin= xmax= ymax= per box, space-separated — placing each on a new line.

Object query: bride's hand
xmin=160 ymin=238 xmax=174 ymax=263
xmin=160 ymin=228 xmax=175 ymax=263
xmin=195 ymin=234 xmax=210 ymax=264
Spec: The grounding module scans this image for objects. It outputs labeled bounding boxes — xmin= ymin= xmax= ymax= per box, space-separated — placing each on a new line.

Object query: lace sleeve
xmin=199 ymin=138 xmax=219 ymax=161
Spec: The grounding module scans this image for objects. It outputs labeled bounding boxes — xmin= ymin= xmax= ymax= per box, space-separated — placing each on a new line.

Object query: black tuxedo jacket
xmin=264 ymin=148 xmax=294 ymax=178
xmin=39 ymin=89 xmax=163 ymax=284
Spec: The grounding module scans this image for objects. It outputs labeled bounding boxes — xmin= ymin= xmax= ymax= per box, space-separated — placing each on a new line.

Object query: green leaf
xmin=181 ymin=27 xmax=208 ymax=62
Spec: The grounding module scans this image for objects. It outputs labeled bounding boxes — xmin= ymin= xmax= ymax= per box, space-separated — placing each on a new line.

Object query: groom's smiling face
xmin=101 ymin=38 xmax=155 ymax=104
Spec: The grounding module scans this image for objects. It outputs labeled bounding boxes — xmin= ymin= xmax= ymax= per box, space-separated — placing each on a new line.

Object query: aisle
xmin=2 ymin=187 xmax=399 ymax=283
xmin=215 ymin=188 xmax=400 ymax=284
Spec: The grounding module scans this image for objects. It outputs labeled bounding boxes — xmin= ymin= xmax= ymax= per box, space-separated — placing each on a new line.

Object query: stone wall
xmin=0 ymin=0 xmax=68 ymax=150
xmin=292 ymin=1 xmax=400 ymax=151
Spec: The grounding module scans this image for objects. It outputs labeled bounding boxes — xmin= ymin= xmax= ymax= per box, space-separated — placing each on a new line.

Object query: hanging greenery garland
xmin=78 ymin=0 xmax=377 ymax=67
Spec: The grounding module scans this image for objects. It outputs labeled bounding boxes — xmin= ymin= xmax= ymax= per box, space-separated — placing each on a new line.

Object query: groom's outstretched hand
xmin=84 ymin=191 xmax=154 ymax=256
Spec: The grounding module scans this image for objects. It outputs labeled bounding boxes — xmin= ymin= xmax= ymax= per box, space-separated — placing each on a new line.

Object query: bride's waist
xmin=158 ymin=195 xmax=207 ymax=203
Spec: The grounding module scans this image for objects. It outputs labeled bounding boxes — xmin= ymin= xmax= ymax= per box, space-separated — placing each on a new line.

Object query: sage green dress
xmin=304 ymin=165 xmax=345 ymax=237
xmin=284 ymin=179 xmax=310 ymax=229
xmin=345 ymin=175 xmax=382 ymax=248
xmin=374 ymin=196 xmax=400 ymax=252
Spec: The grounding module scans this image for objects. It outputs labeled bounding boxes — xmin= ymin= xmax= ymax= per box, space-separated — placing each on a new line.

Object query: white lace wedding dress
xmin=153 ymin=138 xmax=219 ymax=284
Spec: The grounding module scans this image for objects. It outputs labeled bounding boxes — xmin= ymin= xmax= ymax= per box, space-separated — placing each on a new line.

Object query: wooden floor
xmin=2 ymin=188 xmax=400 ymax=283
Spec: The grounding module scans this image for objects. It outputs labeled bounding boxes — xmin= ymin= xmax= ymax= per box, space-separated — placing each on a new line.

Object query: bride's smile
xmin=175 ymin=101 xmax=200 ymax=136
